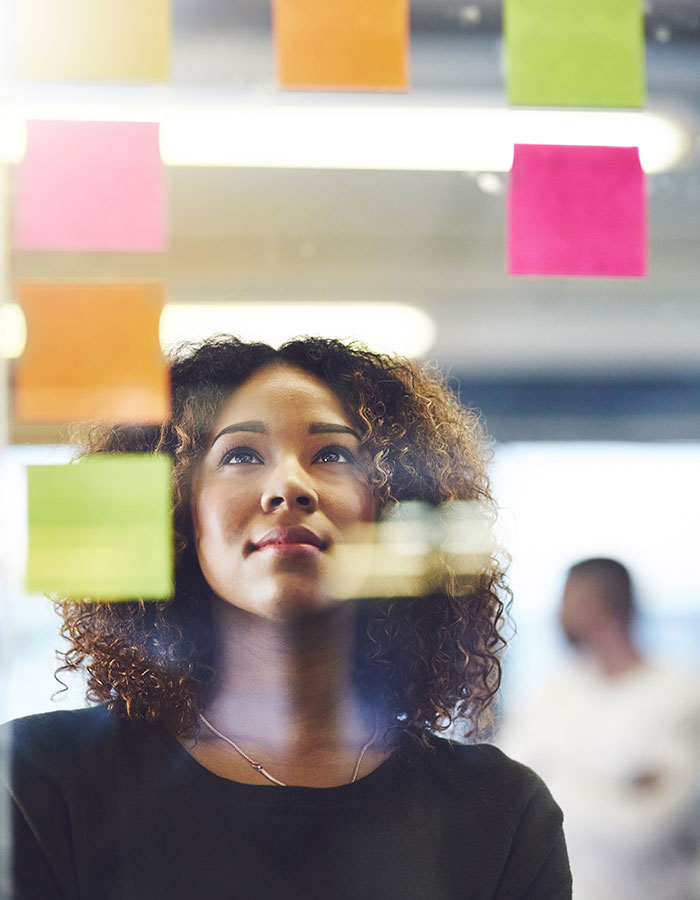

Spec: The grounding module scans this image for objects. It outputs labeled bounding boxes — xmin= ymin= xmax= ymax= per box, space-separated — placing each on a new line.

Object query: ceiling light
xmin=0 ymin=305 xmax=27 ymax=359
xmin=0 ymin=101 xmax=691 ymax=173
xmin=159 ymin=302 xmax=436 ymax=359
xmin=157 ymin=106 xmax=690 ymax=173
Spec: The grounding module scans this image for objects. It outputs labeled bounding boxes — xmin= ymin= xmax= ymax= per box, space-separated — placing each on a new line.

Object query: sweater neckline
xmin=152 ymin=725 xmax=418 ymax=809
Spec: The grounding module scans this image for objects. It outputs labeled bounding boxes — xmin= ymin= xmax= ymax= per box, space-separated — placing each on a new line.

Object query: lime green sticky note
xmin=504 ymin=0 xmax=646 ymax=108
xmin=27 ymin=455 xmax=173 ymax=599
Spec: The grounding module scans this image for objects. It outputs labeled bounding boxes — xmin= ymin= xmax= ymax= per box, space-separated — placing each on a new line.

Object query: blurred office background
xmin=1 ymin=0 xmax=699 ymax=722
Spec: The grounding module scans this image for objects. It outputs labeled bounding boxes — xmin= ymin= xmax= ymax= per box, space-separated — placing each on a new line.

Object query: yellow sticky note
xmin=27 ymin=455 xmax=173 ymax=599
xmin=14 ymin=282 xmax=170 ymax=425
xmin=274 ymin=0 xmax=409 ymax=91
xmin=19 ymin=0 xmax=170 ymax=81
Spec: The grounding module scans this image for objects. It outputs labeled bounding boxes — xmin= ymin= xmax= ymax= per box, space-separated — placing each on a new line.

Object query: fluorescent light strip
xmin=1 ymin=302 xmax=436 ymax=362
xmin=159 ymin=303 xmax=436 ymax=359
xmin=0 ymin=105 xmax=691 ymax=173
xmin=0 ymin=305 xmax=27 ymax=359
xmin=159 ymin=107 xmax=689 ymax=174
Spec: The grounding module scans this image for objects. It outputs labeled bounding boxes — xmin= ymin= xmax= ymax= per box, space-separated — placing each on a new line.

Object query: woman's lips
xmin=257 ymin=542 xmax=322 ymax=558
xmin=252 ymin=526 xmax=327 ymax=557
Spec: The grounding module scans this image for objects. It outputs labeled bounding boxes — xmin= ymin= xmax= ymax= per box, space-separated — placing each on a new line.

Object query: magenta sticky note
xmin=508 ymin=144 xmax=647 ymax=277
xmin=15 ymin=120 xmax=166 ymax=252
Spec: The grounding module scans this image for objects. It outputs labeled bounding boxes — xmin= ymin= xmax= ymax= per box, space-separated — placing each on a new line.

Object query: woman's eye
xmin=313 ymin=445 xmax=354 ymax=465
xmin=220 ymin=446 xmax=263 ymax=466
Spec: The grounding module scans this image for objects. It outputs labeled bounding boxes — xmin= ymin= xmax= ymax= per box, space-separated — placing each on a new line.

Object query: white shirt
xmin=498 ymin=660 xmax=700 ymax=900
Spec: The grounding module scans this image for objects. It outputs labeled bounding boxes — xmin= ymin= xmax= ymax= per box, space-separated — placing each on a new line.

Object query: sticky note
xmin=15 ymin=281 xmax=170 ymax=424
xmin=27 ymin=455 xmax=173 ymax=599
xmin=508 ymin=144 xmax=647 ymax=277
xmin=19 ymin=0 xmax=170 ymax=81
xmin=504 ymin=0 xmax=645 ymax=108
xmin=274 ymin=0 xmax=408 ymax=90
xmin=15 ymin=120 xmax=166 ymax=252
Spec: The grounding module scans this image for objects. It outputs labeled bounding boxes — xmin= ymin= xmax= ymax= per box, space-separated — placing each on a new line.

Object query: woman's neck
xmin=203 ymin=599 xmax=373 ymax=756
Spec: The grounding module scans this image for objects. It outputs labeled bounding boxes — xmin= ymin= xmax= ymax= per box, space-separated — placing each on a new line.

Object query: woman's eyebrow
xmin=210 ymin=421 xmax=266 ymax=446
xmin=210 ymin=420 xmax=360 ymax=448
xmin=308 ymin=422 xmax=360 ymax=440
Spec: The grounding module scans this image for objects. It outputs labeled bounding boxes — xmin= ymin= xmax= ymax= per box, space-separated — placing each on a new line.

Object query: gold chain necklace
xmin=198 ymin=712 xmax=378 ymax=787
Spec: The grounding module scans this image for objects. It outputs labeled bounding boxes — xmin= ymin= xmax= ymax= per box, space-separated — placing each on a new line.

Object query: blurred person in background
xmin=1 ymin=336 xmax=571 ymax=900
xmin=499 ymin=557 xmax=700 ymax=900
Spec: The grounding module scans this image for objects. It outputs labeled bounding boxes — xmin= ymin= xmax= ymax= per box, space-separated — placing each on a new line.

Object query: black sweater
xmin=1 ymin=707 xmax=571 ymax=900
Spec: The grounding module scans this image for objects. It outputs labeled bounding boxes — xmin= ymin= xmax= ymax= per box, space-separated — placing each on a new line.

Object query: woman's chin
xmin=214 ymin=583 xmax=351 ymax=623
xmin=263 ymin=589 xmax=352 ymax=623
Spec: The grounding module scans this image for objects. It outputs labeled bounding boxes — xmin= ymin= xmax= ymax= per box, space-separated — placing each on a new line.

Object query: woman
xmin=3 ymin=336 xmax=571 ymax=899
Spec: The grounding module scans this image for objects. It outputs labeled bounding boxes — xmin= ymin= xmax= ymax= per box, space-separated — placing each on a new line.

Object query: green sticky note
xmin=504 ymin=0 xmax=646 ymax=108
xmin=27 ymin=455 xmax=173 ymax=599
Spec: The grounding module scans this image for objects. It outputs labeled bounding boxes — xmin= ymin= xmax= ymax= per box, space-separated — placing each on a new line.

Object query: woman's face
xmin=190 ymin=364 xmax=376 ymax=620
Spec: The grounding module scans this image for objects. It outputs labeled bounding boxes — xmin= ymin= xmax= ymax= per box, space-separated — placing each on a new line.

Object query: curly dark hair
xmin=57 ymin=336 xmax=510 ymax=744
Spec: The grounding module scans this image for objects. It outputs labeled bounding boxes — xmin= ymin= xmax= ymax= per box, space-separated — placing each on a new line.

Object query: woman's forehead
xmin=212 ymin=364 xmax=353 ymax=430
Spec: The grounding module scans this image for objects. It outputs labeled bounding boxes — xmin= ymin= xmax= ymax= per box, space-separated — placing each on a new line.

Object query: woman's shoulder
xmin=1 ymin=706 xmax=130 ymax=777
xmin=422 ymin=735 xmax=563 ymax=830
xmin=3 ymin=704 xmax=118 ymax=740
xmin=426 ymin=733 xmax=548 ymax=781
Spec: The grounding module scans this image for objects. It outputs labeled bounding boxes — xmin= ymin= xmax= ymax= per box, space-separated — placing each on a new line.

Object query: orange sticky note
xmin=19 ymin=0 xmax=170 ymax=82
xmin=14 ymin=282 xmax=170 ymax=424
xmin=274 ymin=0 xmax=409 ymax=90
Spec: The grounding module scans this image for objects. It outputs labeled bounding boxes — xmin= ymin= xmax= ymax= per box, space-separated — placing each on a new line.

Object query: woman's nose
xmin=260 ymin=459 xmax=319 ymax=513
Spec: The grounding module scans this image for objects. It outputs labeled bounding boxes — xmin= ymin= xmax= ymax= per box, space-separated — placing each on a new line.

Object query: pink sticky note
xmin=508 ymin=144 xmax=647 ymax=277
xmin=15 ymin=120 xmax=166 ymax=252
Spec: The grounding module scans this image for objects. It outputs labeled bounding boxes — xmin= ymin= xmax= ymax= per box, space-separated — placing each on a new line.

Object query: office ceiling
xmin=8 ymin=0 xmax=700 ymax=439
